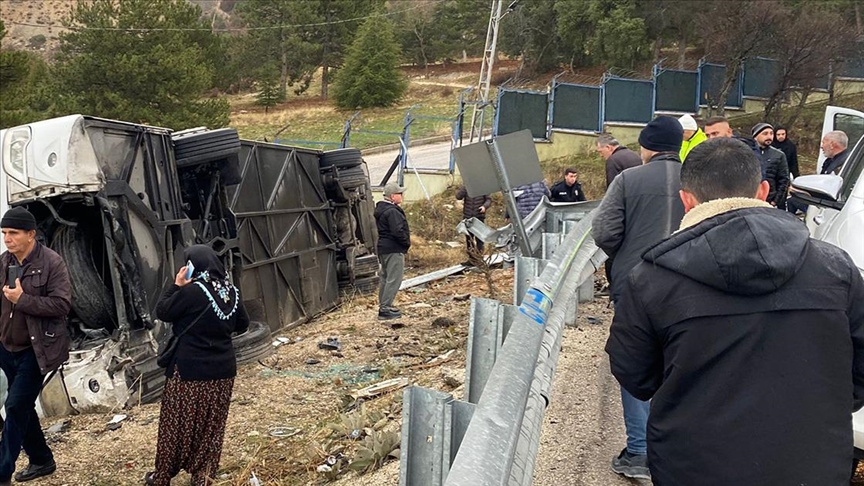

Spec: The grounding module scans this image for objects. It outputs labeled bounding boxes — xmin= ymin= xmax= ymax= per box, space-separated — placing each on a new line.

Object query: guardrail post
xmin=400 ymin=386 xmax=476 ymax=486
xmin=514 ymin=257 xmax=548 ymax=306
xmin=466 ymin=297 xmax=518 ymax=404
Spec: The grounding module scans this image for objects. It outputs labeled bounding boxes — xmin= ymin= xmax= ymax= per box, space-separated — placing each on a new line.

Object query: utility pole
xmin=467 ymin=0 xmax=519 ymax=143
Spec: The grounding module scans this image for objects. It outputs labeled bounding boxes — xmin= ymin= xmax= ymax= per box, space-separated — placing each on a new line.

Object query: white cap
xmin=678 ymin=114 xmax=698 ymax=131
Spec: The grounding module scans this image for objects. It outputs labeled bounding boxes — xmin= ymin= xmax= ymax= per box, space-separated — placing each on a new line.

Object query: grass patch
xmin=230 ymin=83 xmax=465 ymax=150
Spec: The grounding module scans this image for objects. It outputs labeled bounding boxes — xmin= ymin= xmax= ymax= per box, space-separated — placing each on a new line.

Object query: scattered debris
xmin=46 ymin=419 xmax=71 ymax=435
xmin=586 ymin=316 xmax=602 ymax=325
xmin=441 ymin=366 xmax=464 ymax=388
xmin=388 ymin=322 xmax=405 ymax=330
xmin=106 ymin=414 xmax=127 ymax=431
xmin=249 ymin=471 xmax=261 ymax=486
xmin=268 ymin=426 xmax=301 ymax=438
xmin=432 ymin=316 xmax=456 ymax=328
xmin=350 ymin=378 xmax=411 ymax=399
xmin=318 ymin=337 xmax=343 ymax=351
xmin=445 ymin=241 xmax=462 ymax=249
xmin=453 ymin=293 xmax=471 ymax=301
xmin=407 ymin=303 xmax=432 ymax=309
xmin=411 ymin=349 xmax=455 ymax=370
xmin=306 ymin=358 xmax=321 ymax=365
xmin=272 ymin=336 xmax=293 ymax=347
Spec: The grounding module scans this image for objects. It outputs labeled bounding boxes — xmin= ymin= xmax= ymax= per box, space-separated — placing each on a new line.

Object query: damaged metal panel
xmin=228 ymin=141 xmax=339 ymax=331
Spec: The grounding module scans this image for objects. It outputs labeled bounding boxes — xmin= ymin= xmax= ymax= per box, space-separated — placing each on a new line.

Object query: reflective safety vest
xmin=680 ymin=128 xmax=707 ymax=162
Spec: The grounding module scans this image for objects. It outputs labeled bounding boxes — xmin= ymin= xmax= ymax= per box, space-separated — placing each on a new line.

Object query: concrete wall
xmin=372 ymin=169 xmax=456 ymax=204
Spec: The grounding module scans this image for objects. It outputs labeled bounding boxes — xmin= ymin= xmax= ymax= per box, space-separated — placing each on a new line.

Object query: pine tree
xmin=333 ymin=14 xmax=406 ymax=109
xmin=255 ymin=78 xmax=283 ymax=113
xmin=52 ymin=0 xmax=230 ymax=129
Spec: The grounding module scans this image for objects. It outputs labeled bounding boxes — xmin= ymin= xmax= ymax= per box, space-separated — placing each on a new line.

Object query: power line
xmin=3 ymin=2 xmax=441 ymax=33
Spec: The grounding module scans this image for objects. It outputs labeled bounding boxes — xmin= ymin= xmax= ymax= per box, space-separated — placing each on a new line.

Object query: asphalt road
xmin=363 ymin=141 xmax=454 ymax=185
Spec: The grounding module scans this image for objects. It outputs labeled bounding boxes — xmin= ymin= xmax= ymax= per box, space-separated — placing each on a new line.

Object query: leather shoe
xmin=14 ymin=459 xmax=56 ymax=482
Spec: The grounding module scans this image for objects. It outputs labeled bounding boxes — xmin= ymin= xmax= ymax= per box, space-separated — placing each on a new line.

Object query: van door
xmin=818 ymin=106 xmax=864 ymax=174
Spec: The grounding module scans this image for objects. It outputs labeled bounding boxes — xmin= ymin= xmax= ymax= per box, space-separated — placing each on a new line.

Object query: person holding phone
xmin=145 ymin=245 xmax=249 ymax=486
xmin=0 ymin=207 xmax=71 ymax=485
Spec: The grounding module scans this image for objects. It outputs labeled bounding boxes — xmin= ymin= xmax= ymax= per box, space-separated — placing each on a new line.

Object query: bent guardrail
xmin=400 ymin=205 xmax=605 ymax=486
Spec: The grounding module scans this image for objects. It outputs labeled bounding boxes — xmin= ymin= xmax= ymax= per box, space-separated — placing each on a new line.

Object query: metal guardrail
xmin=400 ymin=205 xmax=606 ymax=486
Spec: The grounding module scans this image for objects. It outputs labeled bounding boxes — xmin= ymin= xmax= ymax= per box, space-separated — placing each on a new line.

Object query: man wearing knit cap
xmin=751 ymin=123 xmax=790 ymax=210
xmin=0 ymin=207 xmax=71 ymax=484
xmin=593 ymin=116 xmax=685 ymax=480
xmin=374 ymin=184 xmax=410 ymax=320
xmin=678 ymin=114 xmax=706 ymax=162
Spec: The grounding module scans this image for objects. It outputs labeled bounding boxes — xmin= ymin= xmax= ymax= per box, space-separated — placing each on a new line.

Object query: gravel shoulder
xmin=533 ymin=298 xmax=648 ymax=485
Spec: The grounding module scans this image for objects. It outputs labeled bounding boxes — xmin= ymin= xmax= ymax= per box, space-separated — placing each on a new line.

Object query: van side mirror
xmin=790 ymin=174 xmax=844 ymax=211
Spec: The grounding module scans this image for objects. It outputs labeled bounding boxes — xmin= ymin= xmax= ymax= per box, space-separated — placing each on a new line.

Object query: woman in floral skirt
xmin=145 ymin=245 xmax=249 ymax=486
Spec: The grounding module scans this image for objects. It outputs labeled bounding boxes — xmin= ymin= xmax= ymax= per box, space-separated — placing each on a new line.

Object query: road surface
xmin=363 ymin=141 xmax=454 ymax=186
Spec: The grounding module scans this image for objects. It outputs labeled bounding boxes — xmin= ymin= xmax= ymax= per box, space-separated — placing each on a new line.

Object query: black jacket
xmin=375 ymin=201 xmax=410 ymax=255
xmin=606 ymin=204 xmax=864 ymax=486
xmin=592 ymin=152 xmax=684 ymax=302
xmin=772 ymin=138 xmax=799 ymax=178
xmin=455 ymin=187 xmax=492 ymax=219
xmin=755 ymin=145 xmax=790 ymax=208
xmin=822 ymin=149 xmax=850 ymax=175
xmin=549 ymin=180 xmax=586 ymax=203
xmin=156 ymin=281 xmax=250 ymax=381
xmin=605 ymin=146 xmax=642 ymax=187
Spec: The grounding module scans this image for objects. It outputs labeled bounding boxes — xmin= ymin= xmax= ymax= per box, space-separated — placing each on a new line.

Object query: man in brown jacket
xmin=455 ymin=186 xmax=492 ymax=265
xmin=0 ymin=207 xmax=71 ymax=485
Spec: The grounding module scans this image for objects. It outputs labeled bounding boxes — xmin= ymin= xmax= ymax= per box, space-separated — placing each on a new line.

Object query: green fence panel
xmin=743 ymin=58 xmax=782 ymax=98
xmin=496 ymin=90 xmax=549 ymax=139
xmin=840 ymin=59 xmax=864 ymax=79
xmin=655 ymin=70 xmax=698 ymax=113
xmin=551 ymin=84 xmax=601 ymax=132
xmin=699 ymin=64 xmax=742 ymax=107
xmin=603 ymin=78 xmax=653 ymax=123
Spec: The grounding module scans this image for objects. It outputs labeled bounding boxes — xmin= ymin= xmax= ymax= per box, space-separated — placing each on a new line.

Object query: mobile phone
xmin=7 ymin=265 xmax=18 ymax=289
xmin=185 ymin=260 xmax=195 ymax=280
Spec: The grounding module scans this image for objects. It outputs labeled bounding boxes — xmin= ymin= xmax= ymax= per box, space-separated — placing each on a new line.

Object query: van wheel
xmin=51 ymin=225 xmax=117 ymax=331
xmin=233 ymin=321 xmax=272 ymax=364
xmin=319 ymin=148 xmax=362 ymax=169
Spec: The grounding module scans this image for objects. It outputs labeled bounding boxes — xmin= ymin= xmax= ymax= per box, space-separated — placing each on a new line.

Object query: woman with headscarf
xmin=145 ymin=245 xmax=249 ymax=486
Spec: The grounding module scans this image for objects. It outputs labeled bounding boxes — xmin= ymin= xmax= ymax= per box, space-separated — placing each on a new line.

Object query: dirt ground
xmin=18 ymin=267 xmax=512 ymax=486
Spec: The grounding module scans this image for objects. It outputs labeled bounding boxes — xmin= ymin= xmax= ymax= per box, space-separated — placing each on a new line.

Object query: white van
xmin=790 ymin=105 xmax=864 ymax=466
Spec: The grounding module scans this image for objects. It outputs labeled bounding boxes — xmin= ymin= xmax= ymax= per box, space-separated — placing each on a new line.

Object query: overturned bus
xmin=0 ymin=115 xmax=378 ymax=416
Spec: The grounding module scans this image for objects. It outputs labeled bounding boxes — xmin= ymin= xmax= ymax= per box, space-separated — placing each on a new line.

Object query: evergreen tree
xmin=314 ymin=0 xmax=383 ymax=99
xmin=333 ymin=14 xmax=406 ymax=109
xmin=0 ymin=19 xmax=53 ymax=128
xmin=234 ymin=0 xmax=321 ymax=97
xmin=255 ymin=77 xmax=283 ymax=113
xmin=52 ymin=0 xmax=229 ymax=129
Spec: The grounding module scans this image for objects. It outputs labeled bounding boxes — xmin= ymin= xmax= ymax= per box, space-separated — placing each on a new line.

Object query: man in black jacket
xmin=752 ymin=123 xmax=790 ymax=209
xmin=455 ymin=187 xmax=492 ymax=265
xmin=549 ymin=168 xmax=587 ymax=203
xmin=0 ymin=207 xmax=71 ymax=484
xmin=772 ymin=125 xmax=799 ymax=178
xmin=375 ymin=183 xmax=410 ymax=320
xmin=606 ymin=138 xmax=864 ymax=486
xmin=821 ymin=130 xmax=850 ymax=175
xmin=597 ymin=134 xmax=641 ymax=187
xmin=593 ymin=116 xmax=685 ymax=480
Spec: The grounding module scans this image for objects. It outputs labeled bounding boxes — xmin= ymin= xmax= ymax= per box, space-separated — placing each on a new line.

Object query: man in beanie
xmin=593 ymin=116 xmax=685 ymax=480
xmin=375 ymin=183 xmax=410 ymax=320
xmin=606 ymin=138 xmax=864 ymax=485
xmin=751 ymin=123 xmax=790 ymax=209
xmin=0 ymin=207 xmax=71 ymax=484
xmin=678 ymin=114 xmax=706 ymax=162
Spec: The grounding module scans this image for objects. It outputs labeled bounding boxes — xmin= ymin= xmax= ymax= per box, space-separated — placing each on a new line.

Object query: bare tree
xmin=761 ymin=6 xmax=857 ymax=126
xmin=697 ymin=0 xmax=783 ymax=116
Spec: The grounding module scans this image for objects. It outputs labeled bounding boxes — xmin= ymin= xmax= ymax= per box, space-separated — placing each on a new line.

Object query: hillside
xmin=0 ymin=0 xmax=233 ymax=53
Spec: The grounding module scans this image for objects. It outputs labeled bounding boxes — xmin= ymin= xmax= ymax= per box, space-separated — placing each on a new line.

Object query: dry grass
xmin=230 ymin=83 xmax=463 ymax=149
xmin=44 ymin=266 xmax=514 ymax=485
